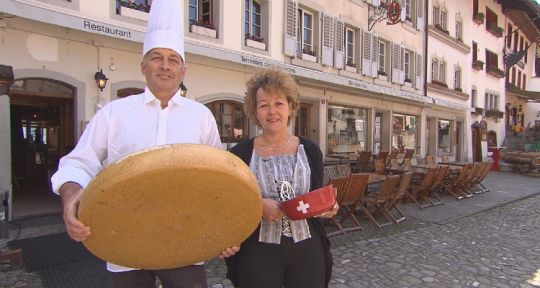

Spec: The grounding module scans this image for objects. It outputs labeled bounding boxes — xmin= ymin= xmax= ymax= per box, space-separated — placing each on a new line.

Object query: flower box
xmin=246 ymin=39 xmax=266 ymax=50
xmin=487 ymin=24 xmax=503 ymax=38
xmin=377 ymin=74 xmax=388 ymax=81
xmin=404 ymin=81 xmax=413 ymax=88
xmin=119 ymin=6 xmax=149 ymax=21
xmin=434 ymin=24 xmax=449 ymax=34
xmin=473 ymin=13 xmax=484 ymax=25
xmin=302 ymin=52 xmax=317 ymax=62
xmin=191 ymin=24 xmax=217 ymax=38
xmin=345 ymin=64 xmax=357 ymax=73
xmin=431 ymin=80 xmax=448 ymax=88
xmin=472 ymin=60 xmax=484 ymax=71
xmin=485 ymin=109 xmax=504 ymax=118
xmin=486 ymin=66 xmax=505 ymax=78
xmin=473 ymin=107 xmax=484 ymax=115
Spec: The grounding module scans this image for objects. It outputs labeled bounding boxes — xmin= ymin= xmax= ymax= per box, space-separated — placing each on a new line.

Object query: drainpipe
xmin=423 ymin=0 xmax=428 ymax=98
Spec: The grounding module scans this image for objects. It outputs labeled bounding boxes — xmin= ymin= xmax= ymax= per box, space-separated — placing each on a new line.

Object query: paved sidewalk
xmin=1 ymin=171 xmax=539 ymax=288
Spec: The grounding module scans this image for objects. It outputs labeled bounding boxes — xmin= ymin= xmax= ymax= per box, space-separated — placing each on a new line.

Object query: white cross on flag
xmin=296 ymin=201 xmax=311 ymax=214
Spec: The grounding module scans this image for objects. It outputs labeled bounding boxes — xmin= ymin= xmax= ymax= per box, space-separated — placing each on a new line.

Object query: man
xmin=51 ymin=0 xmax=237 ymax=287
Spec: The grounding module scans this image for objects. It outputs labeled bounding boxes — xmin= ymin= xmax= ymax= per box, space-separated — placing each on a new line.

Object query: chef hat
xmin=143 ymin=0 xmax=185 ymax=61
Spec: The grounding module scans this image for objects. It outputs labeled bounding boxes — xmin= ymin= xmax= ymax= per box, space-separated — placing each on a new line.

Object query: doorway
xmin=10 ymin=78 xmax=75 ymax=218
xmin=472 ymin=123 xmax=482 ymax=162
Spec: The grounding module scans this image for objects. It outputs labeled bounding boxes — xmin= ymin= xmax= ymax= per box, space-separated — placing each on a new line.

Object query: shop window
xmin=438 ymin=119 xmax=451 ymax=154
xmin=206 ymin=101 xmax=248 ymax=145
xmin=327 ymin=105 xmax=368 ymax=154
xmin=392 ymin=114 xmax=418 ymax=151
xmin=294 ymin=104 xmax=311 ymax=138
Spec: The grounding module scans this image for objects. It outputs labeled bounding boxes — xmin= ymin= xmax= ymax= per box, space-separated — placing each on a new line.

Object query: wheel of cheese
xmin=77 ymin=144 xmax=262 ymax=270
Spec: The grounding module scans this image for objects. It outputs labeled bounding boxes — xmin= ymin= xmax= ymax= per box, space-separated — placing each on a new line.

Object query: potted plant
xmin=431 ymin=79 xmax=448 ymax=88
xmin=485 ymin=109 xmax=504 ymax=118
xmin=472 ymin=60 xmax=484 ymax=70
xmin=454 ymin=87 xmax=463 ymax=92
xmin=118 ymin=0 xmax=150 ymax=20
xmin=473 ymin=12 xmax=485 ymax=24
xmin=302 ymin=48 xmax=317 ymax=62
xmin=377 ymin=70 xmax=388 ymax=81
xmin=487 ymin=24 xmax=504 ymax=38
xmin=473 ymin=107 xmax=484 ymax=115
xmin=486 ymin=66 xmax=505 ymax=78
xmin=404 ymin=78 xmax=413 ymax=87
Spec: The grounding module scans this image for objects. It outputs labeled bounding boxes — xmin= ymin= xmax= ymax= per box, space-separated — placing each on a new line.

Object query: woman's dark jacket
xmin=225 ymin=137 xmax=333 ymax=287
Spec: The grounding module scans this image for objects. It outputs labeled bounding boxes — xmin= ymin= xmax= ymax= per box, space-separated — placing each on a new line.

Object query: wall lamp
xmin=94 ymin=69 xmax=108 ymax=91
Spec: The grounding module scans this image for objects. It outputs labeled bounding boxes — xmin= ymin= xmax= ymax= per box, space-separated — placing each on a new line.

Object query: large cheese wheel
xmin=78 ymin=144 xmax=262 ymax=270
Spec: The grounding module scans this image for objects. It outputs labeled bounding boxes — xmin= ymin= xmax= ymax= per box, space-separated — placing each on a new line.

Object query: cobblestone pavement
xmin=206 ymin=194 xmax=540 ymax=288
xmin=2 ymin=193 xmax=540 ymax=288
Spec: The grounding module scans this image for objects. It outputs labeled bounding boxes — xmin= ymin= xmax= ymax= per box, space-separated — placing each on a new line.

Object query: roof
xmin=497 ymin=0 xmax=540 ymax=40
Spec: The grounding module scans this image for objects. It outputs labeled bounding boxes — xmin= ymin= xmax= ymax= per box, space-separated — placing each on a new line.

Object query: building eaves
xmin=497 ymin=0 xmax=540 ymax=39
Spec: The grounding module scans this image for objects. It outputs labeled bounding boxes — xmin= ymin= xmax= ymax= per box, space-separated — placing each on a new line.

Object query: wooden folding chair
xmin=461 ymin=163 xmax=482 ymax=196
xmin=408 ymin=167 xmax=438 ymax=208
xmin=363 ymin=174 xmax=401 ymax=227
xmin=386 ymin=172 xmax=413 ymax=223
xmin=425 ymin=155 xmax=434 ymax=165
xmin=376 ymin=150 xmax=389 ymax=165
xmin=441 ymin=155 xmax=449 ymax=162
xmin=403 ymin=158 xmax=412 ymax=168
xmin=338 ymin=173 xmax=370 ymax=230
xmin=325 ymin=176 xmax=349 ymax=235
xmin=426 ymin=165 xmax=449 ymax=206
xmin=387 ymin=149 xmax=398 ymax=166
xmin=471 ymin=162 xmax=492 ymax=193
xmin=403 ymin=149 xmax=414 ymax=160
xmin=443 ymin=164 xmax=471 ymax=200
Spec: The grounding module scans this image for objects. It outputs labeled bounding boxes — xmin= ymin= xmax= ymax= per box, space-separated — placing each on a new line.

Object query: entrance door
xmin=455 ymin=121 xmax=463 ymax=161
xmin=294 ymin=103 xmax=311 ymax=139
xmin=472 ymin=124 xmax=482 ymax=162
xmin=10 ymin=78 xmax=75 ymax=218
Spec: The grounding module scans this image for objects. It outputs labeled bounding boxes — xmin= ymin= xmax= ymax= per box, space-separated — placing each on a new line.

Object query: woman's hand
xmin=261 ymin=198 xmax=285 ymax=222
xmin=218 ymin=246 xmax=240 ymax=259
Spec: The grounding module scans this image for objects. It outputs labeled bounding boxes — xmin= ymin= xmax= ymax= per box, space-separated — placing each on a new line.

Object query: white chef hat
xmin=143 ymin=0 xmax=185 ymax=61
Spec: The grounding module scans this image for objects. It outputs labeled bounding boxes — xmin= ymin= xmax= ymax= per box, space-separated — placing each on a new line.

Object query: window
xmin=404 ymin=51 xmax=411 ymax=81
xmin=432 ymin=6 xmax=440 ymax=26
xmin=392 ymin=114 xmax=418 ymax=151
xmin=518 ymin=70 xmax=522 ymax=88
xmin=438 ymin=120 xmax=451 ymax=154
xmin=117 ymin=88 xmax=144 ymax=98
xmin=404 ymin=0 xmax=411 ymax=21
xmin=523 ymin=75 xmax=527 ymax=90
xmin=514 ymin=30 xmax=519 ymax=51
xmin=472 ymin=41 xmax=478 ymax=63
xmin=485 ymin=50 xmax=498 ymax=69
xmin=431 ymin=58 xmax=439 ymax=81
xmin=345 ymin=27 xmax=355 ymax=66
xmin=485 ymin=7 xmax=498 ymax=33
xmin=244 ymin=0 xmax=261 ymax=38
xmin=439 ymin=61 xmax=446 ymax=83
xmin=473 ymin=0 xmax=479 ymax=16
xmin=297 ymin=8 xmax=314 ymax=55
xmin=507 ymin=23 xmax=513 ymax=49
xmin=294 ymin=104 xmax=311 ymax=138
xmin=206 ymin=101 xmax=249 ymax=147
xmin=511 ymin=67 xmax=516 ymax=85
xmin=525 ymin=41 xmax=529 ymax=63
xmin=484 ymin=92 xmax=499 ymax=110
xmin=327 ymin=105 xmax=368 ymax=154
xmin=440 ymin=9 xmax=447 ymax=30
xmin=189 ymin=0 xmax=215 ymax=27
xmin=456 ymin=19 xmax=463 ymax=41
xmin=379 ymin=41 xmax=386 ymax=74
xmin=454 ymin=67 xmax=461 ymax=90
xmin=471 ymin=87 xmax=477 ymax=107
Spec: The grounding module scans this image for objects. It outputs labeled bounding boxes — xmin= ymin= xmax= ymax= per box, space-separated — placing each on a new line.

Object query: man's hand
xmin=261 ymin=198 xmax=285 ymax=222
xmin=59 ymin=182 xmax=91 ymax=241
xmin=218 ymin=246 xmax=240 ymax=259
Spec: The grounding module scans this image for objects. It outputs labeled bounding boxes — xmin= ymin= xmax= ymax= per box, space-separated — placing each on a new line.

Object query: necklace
xmin=259 ymin=134 xmax=292 ymax=151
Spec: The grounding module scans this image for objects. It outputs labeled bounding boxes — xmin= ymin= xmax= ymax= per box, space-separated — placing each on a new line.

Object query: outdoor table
xmin=439 ymin=161 xmax=469 ymax=167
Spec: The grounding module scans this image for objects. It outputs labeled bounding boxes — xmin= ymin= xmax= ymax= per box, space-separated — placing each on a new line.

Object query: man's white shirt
xmin=51 ymin=87 xmax=222 ymax=271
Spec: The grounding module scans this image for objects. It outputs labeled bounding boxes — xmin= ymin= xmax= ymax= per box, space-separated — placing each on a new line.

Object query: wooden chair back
xmin=425 ymin=155 xmax=434 ymax=165
xmin=403 ymin=158 xmax=412 ymax=168
xmin=336 ymin=164 xmax=352 ymax=177
xmin=374 ymin=159 xmax=386 ymax=175
xmin=411 ymin=167 xmax=437 ymax=200
xmin=374 ymin=174 xmax=401 ymax=205
xmin=342 ymin=173 xmax=370 ymax=206
xmin=404 ymin=149 xmax=414 ymax=160
xmin=328 ymin=176 xmax=349 ymax=205
xmin=389 ymin=159 xmax=399 ymax=168
xmin=376 ymin=150 xmax=389 ymax=164
xmin=393 ymin=172 xmax=413 ymax=204
xmin=441 ymin=155 xmax=449 ymax=162
xmin=356 ymin=150 xmax=372 ymax=172
xmin=432 ymin=165 xmax=449 ymax=187
xmin=388 ymin=149 xmax=398 ymax=160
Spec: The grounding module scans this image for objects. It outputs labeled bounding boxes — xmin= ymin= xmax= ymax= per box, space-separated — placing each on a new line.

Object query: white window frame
xmin=245 ymin=0 xmax=262 ymax=38
xmin=456 ymin=19 xmax=462 ymax=41
xmin=471 ymin=87 xmax=477 ymax=107
xmin=454 ymin=67 xmax=461 ymax=90
xmin=439 ymin=61 xmax=446 ymax=83
xmin=404 ymin=0 xmax=411 ymax=20
xmin=432 ymin=58 xmax=439 ymax=81
xmin=297 ymin=9 xmax=314 ymax=54
xmin=379 ymin=41 xmax=386 ymax=73
xmin=345 ymin=27 xmax=355 ymax=66
xmin=189 ymin=0 xmax=214 ymax=25
xmin=404 ymin=51 xmax=411 ymax=81
xmin=440 ymin=9 xmax=447 ymax=30
xmin=433 ymin=6 xmax=440 ymax=26
xmin=484 ymin=92 xmax=500 ymax=110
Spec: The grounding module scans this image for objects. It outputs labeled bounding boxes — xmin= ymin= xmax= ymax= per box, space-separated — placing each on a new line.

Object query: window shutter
xmin=400 ymin=46 xmax=406 ymax=84
xmin=362 ymin=31 xmax=372 ymax=76
xmin=416 ymin=0 xmax=424 ymax=30
xmin=321 ymin=13 xmax=335 ymax=66
xmin=415 ymin=53 xmax=423 ymax=90
xmin=392 ymin=43 xmax=400 ymax=83
xmin=334 ymin=20 xmax=345 ymax=69
xmin=371 ymin=34 xmax=379 ymax=78
xmin=284 ymin=0 xmax=298 ymax=57
xmin=401 ymin=1 xmax=407 ymax=22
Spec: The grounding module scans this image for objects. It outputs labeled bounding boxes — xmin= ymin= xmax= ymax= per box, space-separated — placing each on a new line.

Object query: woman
xmin=226 ymin=68 xmax=336 ymax=288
